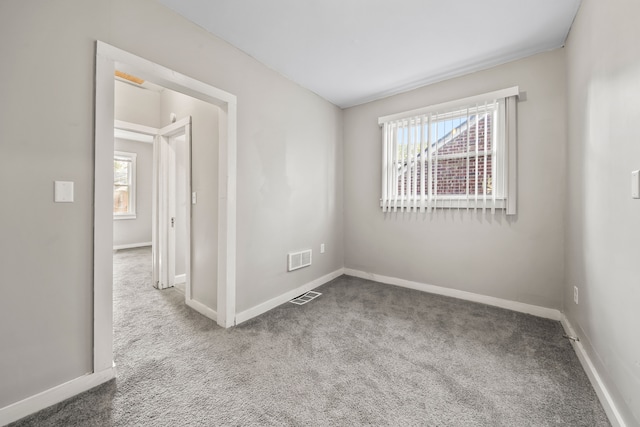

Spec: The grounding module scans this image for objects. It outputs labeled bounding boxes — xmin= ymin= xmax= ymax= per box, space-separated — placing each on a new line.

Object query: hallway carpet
xmin=10 ymin=247 xmax=610 ymax=426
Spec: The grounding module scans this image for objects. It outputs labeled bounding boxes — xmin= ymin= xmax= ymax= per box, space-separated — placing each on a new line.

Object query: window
xmin=114 ymin=151 xmax=137 ymax=219
xmin=378 ymin=87 xmax=518 ymax=214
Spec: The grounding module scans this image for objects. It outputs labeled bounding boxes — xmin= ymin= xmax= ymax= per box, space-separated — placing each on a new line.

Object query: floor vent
xmin=290 ymin=291 xmax=321 ymax=305
xmin=288 ymin=249 xmax=312 ymax=271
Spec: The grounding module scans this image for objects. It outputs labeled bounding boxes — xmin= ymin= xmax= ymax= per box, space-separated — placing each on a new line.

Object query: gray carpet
xmin=10 ymin=247 xmax=610 ymax=426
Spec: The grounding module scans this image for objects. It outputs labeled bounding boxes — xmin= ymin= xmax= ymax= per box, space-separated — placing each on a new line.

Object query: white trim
xmin=560 ymin=316 xmax=628 ymax=427
xmin=113 ymin=214 xmax=137 ymax=220
xmin=235 ymin=268 xmax=345 ymax=325
xmin=114 ymin=128 xmax=154 ymax=144
xmin=113 ymin=241 xmax=152 ymax=250
xmin=114 ymin=120 xmax=159 ymax=136
xmin=378 ymin=86 xmax=519 ymax=125
xmin=0 ymin=367 xmax=115 ymax=426
xmin=186 ymin=298 xmax=217 ymax=322
xmin=94 ymin=42 xmax=115 ymax=374
xmin=217 ymin=103 xmax=237 ymax=328
xmin=344 ymin=268 xmax=561 ymax=321
xmin=174 ymin=274 xmax=186 ymax=284
xmin=183 ymin=123 xmax=193 ymax=304
xmin=159 ymin=116 xmax=191 ymax=136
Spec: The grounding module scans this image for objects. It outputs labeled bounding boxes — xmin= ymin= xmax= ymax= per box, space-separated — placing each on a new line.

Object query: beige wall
xmin=343 ymin=50 xmax=566 ymax=310
xmin=0 ymin=0 xmax=343 ymax=408
xmin=564 ymin=0 xmax=640 ymax=424
xmin=114 ymin=79 xmax=161 ymax=128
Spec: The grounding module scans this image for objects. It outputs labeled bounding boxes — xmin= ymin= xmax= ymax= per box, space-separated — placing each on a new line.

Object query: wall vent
xmin=288 ymin=249 xmax=312 ymax=271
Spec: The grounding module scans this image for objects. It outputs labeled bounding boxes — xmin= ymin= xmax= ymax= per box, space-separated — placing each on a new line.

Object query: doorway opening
xmin=113 ymin=118 xmax=191 ymax=296
xmin=94 ymin=41 xmax=237 ymax=376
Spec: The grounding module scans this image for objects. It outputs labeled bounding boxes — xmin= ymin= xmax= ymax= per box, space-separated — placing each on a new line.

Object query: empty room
xmin=0 ymin=0 xmax=638 ymax=426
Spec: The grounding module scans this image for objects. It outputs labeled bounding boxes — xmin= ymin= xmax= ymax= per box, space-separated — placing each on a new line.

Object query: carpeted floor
xmin=10 ymin=247 xmax=610 ymax=426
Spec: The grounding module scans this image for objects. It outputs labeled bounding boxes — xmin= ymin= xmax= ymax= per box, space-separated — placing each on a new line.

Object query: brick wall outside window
xmin=398 ymin=115 xmax=493 ymax=196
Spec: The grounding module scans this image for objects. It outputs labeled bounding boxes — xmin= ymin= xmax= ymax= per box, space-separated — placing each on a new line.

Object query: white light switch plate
xmin=54 ymin=181 xmax=74 ymax=203
xmin=192 ymin=192 xmax=197 ymax=204
xmin=632 ymin=170 xmax=640 ymax=199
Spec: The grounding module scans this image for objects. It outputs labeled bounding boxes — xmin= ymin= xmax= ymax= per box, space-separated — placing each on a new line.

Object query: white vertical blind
xmin=392 ymin=122 xmax=398 ymax=212
xmin=465 ymin=106 xmax=470 ymax=210
xmin=426 ymin=115 xmax=433 ymax=213
xmin=474 ymin=104 xmax=479 ymax=212
xmin=379 ymin=87 xmax=518 ymax=214
xmin=390 ymin=123 xmax=394 ymax=212
xmin=382 ymin=122 xmax=389 ymax=213
xmin=505 ymin=96 xmax=518 ymax=215
xmin=419 ymin=115 xmax=426 ymax=213
xmin=433 ymin=111 xmax=439 ymax=211
xmin=491 ymin=103 xmax=498 ymax=214
xmin=399 ymin=119 xmax=406 ymax=212
xmin=482 ymin=100 xmax=488 ymax=213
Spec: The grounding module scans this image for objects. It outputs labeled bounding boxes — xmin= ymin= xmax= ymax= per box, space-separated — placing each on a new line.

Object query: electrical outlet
xmin=320 ymin=243 xmax=325 ymax=254
xmin=573 ymin=286 xmax=579 ymax=304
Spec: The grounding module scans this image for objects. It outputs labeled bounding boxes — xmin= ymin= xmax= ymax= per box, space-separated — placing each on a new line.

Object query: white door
xmin=153 ymin=117 xmax=191 ymax=291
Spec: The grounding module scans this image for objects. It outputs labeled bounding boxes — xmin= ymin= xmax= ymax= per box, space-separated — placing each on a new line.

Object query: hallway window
xmin=114 ymin=151 xmax=137 ymax=219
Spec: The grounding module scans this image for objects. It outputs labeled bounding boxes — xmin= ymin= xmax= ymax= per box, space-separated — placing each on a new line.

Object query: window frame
xmin=378 ymin=87 xmax=518 ymax=214
xmin=113 ymin=150 xmax=137 ymax=220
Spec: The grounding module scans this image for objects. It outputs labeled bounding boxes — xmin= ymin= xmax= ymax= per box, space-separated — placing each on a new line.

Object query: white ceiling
xmin=157 ymin=0 xmax=581 ymax=108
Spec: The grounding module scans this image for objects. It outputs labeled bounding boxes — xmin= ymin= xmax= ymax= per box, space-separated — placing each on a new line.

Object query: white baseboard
xmin=344 ymin=268 xmax=562 ymax=321
xmin=235 ymin=268 xmax=345 ymax=325
xmin=186 ymin=298 xmax=217 ymax=322
xmin=560 ymin=316 xmax=627 ymax=427
xmin=113 ymin=241 xmax=152 ymax=251
xmin=0 ymin=366 xmax=115 ymax=426
xmin=174 ymin=274 xmax=186 ymax=285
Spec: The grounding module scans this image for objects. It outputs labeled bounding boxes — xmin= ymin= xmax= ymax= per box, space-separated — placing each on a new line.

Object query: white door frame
xmin=152 ymin=118 xmax=191 ymax=291
xmin=94 ymin=41 xmax=237 ymax=374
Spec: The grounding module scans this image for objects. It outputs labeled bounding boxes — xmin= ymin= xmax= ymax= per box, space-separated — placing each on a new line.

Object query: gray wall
xmin=0 ymin=0 xmax=343 ymax=408
xmin=343 ymin=50 xmax=567 ymax=310
xmin=114 ymin=79 xmax=161 ymax=128
xmin=113 ymin=138 xmax=153 ymax=248
xmin=160 ymin=89 xmax=219 ymax=306
xmin=564 ymin=0 xmax=640 ymax=424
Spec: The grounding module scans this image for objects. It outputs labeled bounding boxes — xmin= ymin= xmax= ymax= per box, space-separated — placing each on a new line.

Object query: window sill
xmin=114 ymin=214 xmax=137 ymax=221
